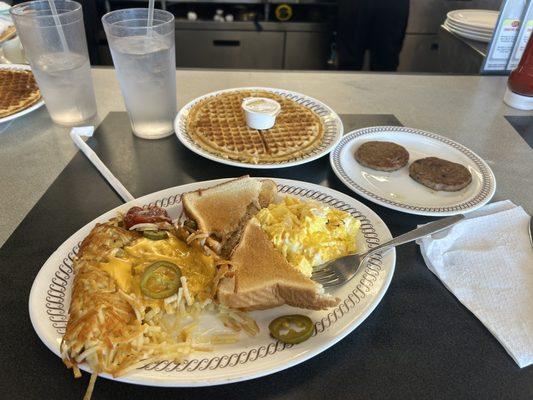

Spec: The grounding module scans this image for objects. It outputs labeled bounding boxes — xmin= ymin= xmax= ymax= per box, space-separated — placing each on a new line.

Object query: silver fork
xmin=312 ymin=213 xmax=465 ymax=287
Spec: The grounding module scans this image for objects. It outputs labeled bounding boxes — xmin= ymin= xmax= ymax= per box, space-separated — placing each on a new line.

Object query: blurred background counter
xmin=77 ymin=0 xmax=502 ymax=73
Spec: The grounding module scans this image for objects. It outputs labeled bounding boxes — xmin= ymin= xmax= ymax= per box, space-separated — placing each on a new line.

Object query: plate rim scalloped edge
xmin=28 ymin=177 xmax=395 ymax=387
xmin=174 ymin=87 xmax=343 ymax=169
xmin=329 ymin=126 xmax=496 ymax=217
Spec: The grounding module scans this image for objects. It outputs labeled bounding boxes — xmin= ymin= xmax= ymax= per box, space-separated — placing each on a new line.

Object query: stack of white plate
xmin=444 ymin=9 xmax=499 ymax=43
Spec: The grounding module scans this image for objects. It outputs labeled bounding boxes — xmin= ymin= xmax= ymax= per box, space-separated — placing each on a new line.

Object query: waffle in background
xmin=0 ymin=25 xmax=15 ymax=44
xmin=186 ymin=90 xmax=325 ymax=164
xmin=0 ymin=68 xmax=41 ymax=118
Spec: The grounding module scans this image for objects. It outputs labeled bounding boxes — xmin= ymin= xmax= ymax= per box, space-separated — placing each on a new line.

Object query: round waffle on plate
xmin=0 ymin=65 xmax=43 ymax=121
xmin=175 ymin=87 xmax=343 ymax=169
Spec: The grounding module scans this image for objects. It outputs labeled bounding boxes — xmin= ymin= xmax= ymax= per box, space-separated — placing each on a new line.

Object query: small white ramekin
xmin=241 ymin=97 xmax=281 ymax=130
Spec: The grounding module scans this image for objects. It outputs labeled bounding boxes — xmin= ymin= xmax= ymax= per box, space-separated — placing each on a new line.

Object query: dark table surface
xmin=505 ymin=116 xmax=533 ymax=149
xmin=1 ymin=112 xmax=531 ymax=400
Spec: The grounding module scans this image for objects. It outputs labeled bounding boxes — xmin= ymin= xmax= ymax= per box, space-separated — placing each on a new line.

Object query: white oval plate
xmin=29 ymin=178 xmax=395 ymax=387
xmin=447 ymin=9 xmax=498 ymax=30
xmin=330 ymin=126 xmax=496 ymax=217
xmin=174 ymin=87 xmax=343 ymax=169
xmin=0 ymin=63 xmax=44 ymax=124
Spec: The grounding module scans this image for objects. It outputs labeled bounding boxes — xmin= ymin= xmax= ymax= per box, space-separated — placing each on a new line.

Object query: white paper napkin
xmin=418 ymin=200 xmax=533 ymax=368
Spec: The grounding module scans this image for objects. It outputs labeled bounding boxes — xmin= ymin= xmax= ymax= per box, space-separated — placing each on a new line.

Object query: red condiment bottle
xmin=504 ymin=34 xmax=533 ymax=110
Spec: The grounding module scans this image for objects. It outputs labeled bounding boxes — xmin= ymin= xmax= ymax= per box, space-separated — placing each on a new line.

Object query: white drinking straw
xmin=147 ymin=0 xmax=155 ymax=30
xmin=47 ymin=0 xmax=69 ymax=52
xmin=70 ymin=126 xmax=135 ymax=203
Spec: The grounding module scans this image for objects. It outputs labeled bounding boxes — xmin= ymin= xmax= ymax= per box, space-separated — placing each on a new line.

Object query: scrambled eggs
xmin=256 ymin=196 xmax=360 ymax=277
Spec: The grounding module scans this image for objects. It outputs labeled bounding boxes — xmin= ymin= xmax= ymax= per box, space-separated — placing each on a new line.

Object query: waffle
xmin=0 ymin=26 xmax=16 ymax=44
xmin=0 ymin=69 xmax=41 ymax=118
xmin=186 ymin=90 xmax=325 ymax=164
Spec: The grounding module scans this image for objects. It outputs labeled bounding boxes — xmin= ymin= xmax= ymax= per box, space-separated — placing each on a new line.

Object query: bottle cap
xmin=503 ymin=87 xmax=533 ymax=110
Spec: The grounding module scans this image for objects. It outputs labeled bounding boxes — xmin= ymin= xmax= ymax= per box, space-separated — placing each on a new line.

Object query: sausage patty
xmin=409 ymin=157 xmax=472 ymax=191
xmin=354 ymin=141 xmax=409 ymax=172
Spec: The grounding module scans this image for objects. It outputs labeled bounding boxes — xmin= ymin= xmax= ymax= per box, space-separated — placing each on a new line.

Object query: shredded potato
xmin=61 ymin=218 xmax=259 ymax=400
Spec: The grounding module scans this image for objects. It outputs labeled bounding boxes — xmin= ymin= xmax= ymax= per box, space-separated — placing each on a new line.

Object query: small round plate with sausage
xmin=330 ymin=126 xmax=496 ymax=216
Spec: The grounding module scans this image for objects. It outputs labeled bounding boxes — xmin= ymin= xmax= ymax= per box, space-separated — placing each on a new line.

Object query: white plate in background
xmin=447 ymin=9 xmax=499 ymax=30
xmin=445 ymin=18 xmax=493 ymax=34
xmin=444 ymin=21 xmax=492 ymax=43
xmin=446 ymin=28 xmax=492 ymax=43
xmin=0 ymin=64 xmax=44 ymax=124
xmin=330 ymin=126 xmax=496 ymax=216
xmin=175 ymin=87 xmax=343 ymax=169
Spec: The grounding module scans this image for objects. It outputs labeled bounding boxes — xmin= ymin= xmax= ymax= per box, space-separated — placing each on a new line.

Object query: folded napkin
xmin=418 ymin=200 xmax=533 ymax=368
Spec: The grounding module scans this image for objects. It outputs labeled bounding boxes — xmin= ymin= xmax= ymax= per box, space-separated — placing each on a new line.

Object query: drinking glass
xmin=102 ymin=8 xmax=177 ymax=139
xmin=10 ymin=0 xmax=97 ymax=126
